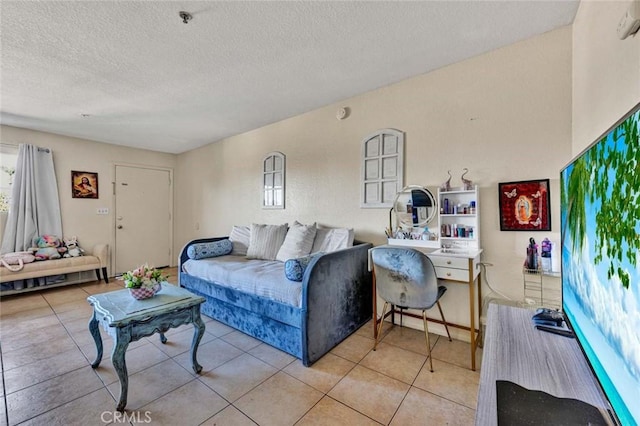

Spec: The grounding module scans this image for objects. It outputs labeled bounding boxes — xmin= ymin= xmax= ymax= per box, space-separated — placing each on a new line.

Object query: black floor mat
xmin=496 ymin=380 xmax=612 ymax=425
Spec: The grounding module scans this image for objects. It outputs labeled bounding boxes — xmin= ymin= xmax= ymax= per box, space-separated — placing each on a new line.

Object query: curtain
xmin=0 ymin=144 xmax=62 ymax=253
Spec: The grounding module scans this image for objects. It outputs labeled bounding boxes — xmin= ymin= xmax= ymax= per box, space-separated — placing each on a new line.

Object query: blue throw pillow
xmin=284 ymin=252 xmax=324 ymax=282
xmin=187 ymin=239 xmax=233 ymax=260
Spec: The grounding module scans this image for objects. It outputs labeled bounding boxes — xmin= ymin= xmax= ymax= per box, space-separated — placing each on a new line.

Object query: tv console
xmin=475 ymin=304 xmax=613 ymax=425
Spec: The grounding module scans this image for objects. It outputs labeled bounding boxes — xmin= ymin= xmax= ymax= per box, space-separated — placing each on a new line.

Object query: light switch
xmin=97 ymin=208 xmax=109 ymax=215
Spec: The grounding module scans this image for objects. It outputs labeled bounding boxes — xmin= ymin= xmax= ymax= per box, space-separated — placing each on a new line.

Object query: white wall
xmin=0 ymin=125 xmax=176 ymax=275
xmin=573 ymin=0 xmax=640 ymax=154
xmin=176 ymin=27 xmax=573 ymax=338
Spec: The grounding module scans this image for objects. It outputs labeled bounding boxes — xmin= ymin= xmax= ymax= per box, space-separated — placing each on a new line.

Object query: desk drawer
xmin=435 ymin=266 xmax=469 ymax=282
xmin=430 ymin=256 xmax=469 ymax=270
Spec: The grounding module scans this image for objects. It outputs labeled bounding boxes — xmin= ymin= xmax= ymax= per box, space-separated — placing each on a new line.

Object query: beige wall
xmin=1 ymin=25 xmax=577 ymax=339
xmin=573 ymin=0 xmax=640 ymax=154
xmin=0 ymin=125 xmax=176 ymax=275
xmin=176 ymin=27 xmax=573 ymax=336
xmin=0 ymin=1 xmax=635 ymax=338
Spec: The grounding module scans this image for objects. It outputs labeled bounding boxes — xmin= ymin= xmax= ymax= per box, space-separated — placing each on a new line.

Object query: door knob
xmin=117 ymin=225 xmax=123 ymax=229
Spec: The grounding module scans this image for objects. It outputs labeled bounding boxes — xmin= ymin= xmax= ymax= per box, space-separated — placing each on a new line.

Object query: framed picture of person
xmin=71 ymin=171 xmax=99 ymax=199
xmin=498 ymin=179 xmax=550 ymax=231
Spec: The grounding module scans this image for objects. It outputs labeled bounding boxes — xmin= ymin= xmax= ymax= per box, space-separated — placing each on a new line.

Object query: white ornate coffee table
xmin=87 ymin=283 xmax=206 ymax=412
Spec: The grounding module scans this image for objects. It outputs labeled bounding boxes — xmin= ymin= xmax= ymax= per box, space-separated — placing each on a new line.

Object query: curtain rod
xmin=0 ymin=142 xmax=50 ymax=153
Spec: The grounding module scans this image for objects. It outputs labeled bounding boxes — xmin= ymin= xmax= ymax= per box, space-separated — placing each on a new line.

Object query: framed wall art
xmin=71 ymin=171 xmax=98 ymax=199
xmin=498 ymin=179 xmax=550 ymax=231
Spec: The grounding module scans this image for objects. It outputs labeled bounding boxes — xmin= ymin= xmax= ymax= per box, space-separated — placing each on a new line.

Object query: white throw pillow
xmin=276 ymin=221 xmax=317 ymax=262
xmin=229 ymin=225 xmax=250 ymax=256
xmin=311 ymin=225 xmax=355 ymax=253
xmin=246 ymin=223 xmax=288 ymax=261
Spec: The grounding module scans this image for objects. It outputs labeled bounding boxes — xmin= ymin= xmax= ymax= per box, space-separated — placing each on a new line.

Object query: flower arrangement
xmin=120 ymin=264 xmax=168 ymax=289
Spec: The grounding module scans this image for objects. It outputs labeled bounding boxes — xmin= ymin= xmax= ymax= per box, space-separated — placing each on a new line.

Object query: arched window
xmin=263 ymin=152 xmax=285 ymax=209
xmin=360 ymin=129 xmax=404 ymax=208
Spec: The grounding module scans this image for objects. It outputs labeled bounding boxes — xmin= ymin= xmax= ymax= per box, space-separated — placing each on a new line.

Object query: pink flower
xmin=120 ymin=264 xmax=168 ymax=289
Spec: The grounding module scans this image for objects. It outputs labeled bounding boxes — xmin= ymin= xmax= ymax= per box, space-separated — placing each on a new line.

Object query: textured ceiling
xmin=0 ymin=1 xmax=579 ymax=154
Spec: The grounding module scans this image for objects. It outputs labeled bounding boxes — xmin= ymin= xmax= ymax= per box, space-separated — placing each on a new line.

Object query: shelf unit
xmin=437 ymin=186 xmax=480 ymax=251
xmin=0 ymin=270 xmax=100 ymax=296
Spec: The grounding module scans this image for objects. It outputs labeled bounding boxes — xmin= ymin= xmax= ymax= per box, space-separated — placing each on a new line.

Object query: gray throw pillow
xmin=246 ymin=223 xmax=288 ymax=261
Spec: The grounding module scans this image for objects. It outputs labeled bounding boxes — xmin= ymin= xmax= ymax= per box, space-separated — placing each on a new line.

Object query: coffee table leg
xmin=88 ymin=310 xmax=103 ymax=368
xmin=112 ymin=334 xmax=131 ymax=412
xmin=190 ymin=312 xmax=205 ymax=374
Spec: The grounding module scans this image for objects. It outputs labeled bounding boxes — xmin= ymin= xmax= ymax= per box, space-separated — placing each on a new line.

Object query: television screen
xmin=560 ymin=102 xmax=639 ymax=425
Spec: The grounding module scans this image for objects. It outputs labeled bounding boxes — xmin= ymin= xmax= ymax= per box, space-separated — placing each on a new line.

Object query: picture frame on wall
xmin=71 ymin=171 xmax=98 ymax=199
xmin=498 ymin=179 xmax=550 ymax=231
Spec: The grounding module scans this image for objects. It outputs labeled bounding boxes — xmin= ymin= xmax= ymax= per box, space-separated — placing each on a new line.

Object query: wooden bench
xmin=0 ymin=244 xmax=109 ymax=295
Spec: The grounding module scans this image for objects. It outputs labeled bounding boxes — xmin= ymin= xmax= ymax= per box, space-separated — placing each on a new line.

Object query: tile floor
xmin=0 ymin=269 xmax=481 ymax=425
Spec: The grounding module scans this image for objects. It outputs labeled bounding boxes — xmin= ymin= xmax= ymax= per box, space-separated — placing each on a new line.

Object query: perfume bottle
xmin=526 ymin=237 xmax=539 ymax=270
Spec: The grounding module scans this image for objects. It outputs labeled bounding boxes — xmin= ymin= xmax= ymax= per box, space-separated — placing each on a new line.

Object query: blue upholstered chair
xmin=371 ymin=246 xmax=452 ymax=372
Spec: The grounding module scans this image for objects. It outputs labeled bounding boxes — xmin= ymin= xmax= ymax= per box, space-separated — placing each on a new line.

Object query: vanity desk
xmin=379 ymin=184 xmax=483 ymax=370
xmin=370 ymin=241 xmax=483 ymax=370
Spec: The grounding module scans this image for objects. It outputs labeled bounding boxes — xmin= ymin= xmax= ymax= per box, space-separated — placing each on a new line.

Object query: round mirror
xmin=393 ymin=185 xmax=437 ymax=228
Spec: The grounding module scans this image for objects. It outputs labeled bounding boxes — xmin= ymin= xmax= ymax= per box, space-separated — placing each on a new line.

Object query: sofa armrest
xmin=301 ymin=241 xmax=373 ymax=366
xmin=178 ymin=237 xmax=229 ymax=279
xmin=91 ymin=244 xmax=109 ymax=268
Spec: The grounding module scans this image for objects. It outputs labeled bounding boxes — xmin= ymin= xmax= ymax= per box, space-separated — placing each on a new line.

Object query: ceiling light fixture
xmin=179 ymin=11 xmax=192 ymax=24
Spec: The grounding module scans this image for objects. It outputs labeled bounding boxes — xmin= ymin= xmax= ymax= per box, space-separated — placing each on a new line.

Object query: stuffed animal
xmin=63 ymin=236 xmax=85 ymax=258
xmin=31 ymin=235 xmax=67 ymax=261
xmin=1 ymin=251 xmax=36 ymax=271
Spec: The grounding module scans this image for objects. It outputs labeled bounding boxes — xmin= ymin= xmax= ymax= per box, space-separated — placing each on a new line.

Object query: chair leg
xmin=374 ymin=302 xmax=389 ymax=351
xmin=422 ymin=310 xmax=434 ymax=372
xmin=436 ymin=301 xmax=452 ymax=342
xmin=391 ymin=304 xmax=395 ymax=325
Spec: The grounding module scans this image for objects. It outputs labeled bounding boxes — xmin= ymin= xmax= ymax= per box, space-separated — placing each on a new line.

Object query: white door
xmin=115 ymin=165 xmax=172 ymax=275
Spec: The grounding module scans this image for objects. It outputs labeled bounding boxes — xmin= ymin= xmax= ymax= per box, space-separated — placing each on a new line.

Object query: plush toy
xmin=31 ymin=235 xmax=67 ymax=261
xmin=63 ymin=236 xmax=85 ymax=258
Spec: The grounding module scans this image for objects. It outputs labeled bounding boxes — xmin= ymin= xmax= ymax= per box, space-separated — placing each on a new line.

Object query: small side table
xmin=87 ymin=283 xmax=206 ymax=412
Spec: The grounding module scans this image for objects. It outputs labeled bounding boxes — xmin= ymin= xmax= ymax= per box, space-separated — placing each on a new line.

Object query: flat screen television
xmin=560 ymin=102 xmax=639 ymax=426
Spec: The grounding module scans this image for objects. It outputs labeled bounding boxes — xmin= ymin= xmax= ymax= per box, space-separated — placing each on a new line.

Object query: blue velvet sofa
xmin=179 ymin=237 xmax=373 ymax=366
